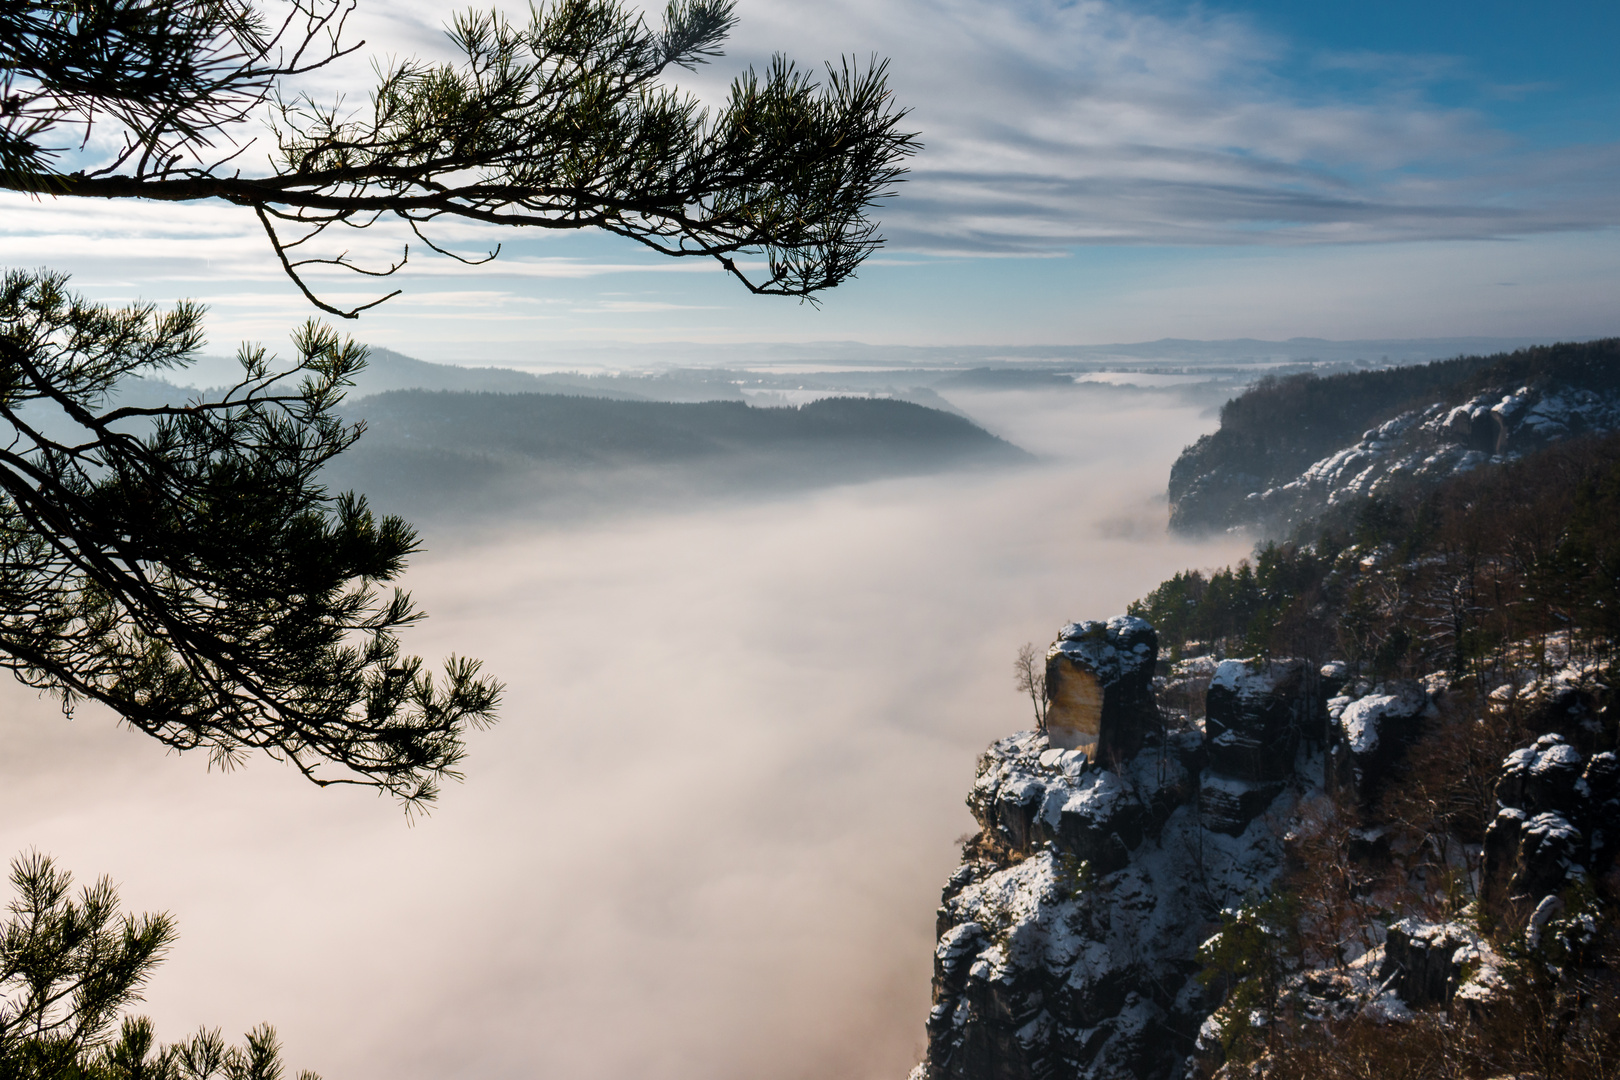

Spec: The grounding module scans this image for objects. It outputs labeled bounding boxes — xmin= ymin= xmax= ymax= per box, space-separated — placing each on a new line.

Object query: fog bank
xmin=0 ymin=387 xmax=1248 ymax=1080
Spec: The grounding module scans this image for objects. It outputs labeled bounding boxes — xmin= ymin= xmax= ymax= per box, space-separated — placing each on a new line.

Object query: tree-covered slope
xmin=1122 ymin=429 xmax=1620 ymax=1080
xmin=324 ymin=391 xmax=1030 ymax=518
xmin=1145 ymin=431 xmax=1620 ymax=675
xmin=1169 ymin=339 xmax=1620 ymax=534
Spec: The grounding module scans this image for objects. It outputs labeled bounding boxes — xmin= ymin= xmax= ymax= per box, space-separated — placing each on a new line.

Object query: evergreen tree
xmin=0 ymin=5 xmax=916 ymax=1074
xmin=1 ymin=0 xmax=918 ymax=316
xmin=0 ymin=0 xmax=912 ymax=797
xmin=1 ymin=270 xmax=499 ymax=806
xmin=0 ymin=852 xmax=311 ymax=1080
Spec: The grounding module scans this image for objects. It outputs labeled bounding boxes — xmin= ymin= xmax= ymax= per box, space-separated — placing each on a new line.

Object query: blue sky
xmin=2 ymin=0 xmax=1617 ymax=364
xmin=1207 ymin=1 xmax=1620 ymax=144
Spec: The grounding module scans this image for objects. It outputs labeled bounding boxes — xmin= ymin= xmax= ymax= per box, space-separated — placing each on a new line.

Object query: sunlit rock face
xmin=1044 ymin=658 xmax=1102 ymax=751
xmin=1044 ymin=617 xmax=1159 ymax=763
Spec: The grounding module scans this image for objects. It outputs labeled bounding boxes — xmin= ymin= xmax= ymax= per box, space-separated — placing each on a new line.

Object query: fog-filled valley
xmin=0 ymin=377 xmax=1249 ymax=1080
xmin=6 ymin=0 xmax=1619 ymax=1072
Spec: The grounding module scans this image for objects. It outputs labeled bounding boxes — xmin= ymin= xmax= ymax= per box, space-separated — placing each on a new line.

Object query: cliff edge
xmin=911 ymin=618 xmax=1617 ymax=1080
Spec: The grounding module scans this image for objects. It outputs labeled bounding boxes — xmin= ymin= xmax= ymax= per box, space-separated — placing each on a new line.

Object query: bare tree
xmin=1014 ymin=642 xmax=1048 ymax=732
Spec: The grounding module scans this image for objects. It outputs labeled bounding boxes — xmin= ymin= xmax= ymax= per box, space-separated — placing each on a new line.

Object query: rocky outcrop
xmin=1205 ymin=658 xmax=1309 ymax=782
xmin=1044 ymin=617 xmax=1158 ymax=761
xmin=1257 ymin=383 xmax=1620 ymax=530
xmin=913 ymin=616 xmax=1617 ymax=1080
xmin=1327 ymin=682 xmax=1430 ymax=805
xmin=1483 ymin=733 xmax=1619 ymax=916
xmin=922 ymin=730 xmax=1285 ymax=1080
xmin=916 ymin=621 xmax=1301 ymax=1080
xmin=1380 ymin=918 xmax=1474 ymax=1007
xmin=1200 ymin=659 xmax=1316 ymax=835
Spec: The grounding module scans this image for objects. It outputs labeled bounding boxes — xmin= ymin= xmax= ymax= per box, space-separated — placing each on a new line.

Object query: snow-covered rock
xmin=919 ymin=621 xmax=1303 ymax=1080
xmin=926 ymin=727 xmax=1289 ymax=1080
xmin=1172 ymin=370 xmax=1620 ymax=535
xmin=916 ymin=614 xmax=1618 ymax=1080
xmin=1329 ymin=682 xmax=1428 ymax=803
xmin=1380 ymin=918 xmax=1477 ymax=1007
xmin=1205 ymin=658 xmax=1313 ymax=783
xmin=1484 ymin=732 xmax=1619 ymax=916
xmin=967 ymin=730 xmax=1148 ymax=875
xmin=1197 ymin=658 xmax=1322 ymax=835
xmin=1318 ymin=661 xmax=1350 ymax=698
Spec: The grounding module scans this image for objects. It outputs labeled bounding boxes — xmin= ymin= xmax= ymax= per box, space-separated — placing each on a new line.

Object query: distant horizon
xmin=157 ymin=330 xmax=1616 ymax=389
xmin=357 ymin=330 xmax=1614 ymax=374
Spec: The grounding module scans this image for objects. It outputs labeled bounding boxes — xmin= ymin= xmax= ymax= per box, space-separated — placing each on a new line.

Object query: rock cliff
xmin=914 ymin=621 xmax=1330 ymax=1080
xmin=1226 ymin=385 xmax=1620 ymax=535
xmin=910 ymin=619 xmax=1618 ymax=1080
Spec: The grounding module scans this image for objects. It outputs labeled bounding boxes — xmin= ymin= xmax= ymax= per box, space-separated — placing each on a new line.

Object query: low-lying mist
xmin=0 ymin=385 xmax=1249 ymax=1080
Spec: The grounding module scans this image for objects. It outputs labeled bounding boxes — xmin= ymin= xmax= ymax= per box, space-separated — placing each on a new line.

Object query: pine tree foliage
xmin=0 ymin=853 xmax=314 ymax=1080
xmin=0 ymin=0 xmax=919 ymax=316
xmin=0 ymin=0 xmax=344 ymax=187
xmin=0 ymin=270 xmax=500 ymax=806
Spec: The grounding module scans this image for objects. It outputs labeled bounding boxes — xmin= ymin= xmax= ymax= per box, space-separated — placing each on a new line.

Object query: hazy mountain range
xmin=130 ymin=334 xmax=1609 ymax=527
xmin=168 ymin=335 xmax=1589 ymax=390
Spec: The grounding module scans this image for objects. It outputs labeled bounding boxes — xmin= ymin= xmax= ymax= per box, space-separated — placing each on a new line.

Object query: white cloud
xmin=5 ymin=0 xmax=1618 ymax=347
xmin=22 ymin=0 xmax=1615 ymax=266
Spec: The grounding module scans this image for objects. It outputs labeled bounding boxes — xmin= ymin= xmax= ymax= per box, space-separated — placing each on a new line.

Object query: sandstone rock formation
xmin=1169 ymin=348 xmax=1620 ymax=536
xmin=912 ymin=617 xmax=1619 ymax=1080
xmin=921 ymin=728 xmax=1282 ymax=1080
xmin=1327 ymin=682 xmax=1429 ymax=805
xmin=1380 ymin=918 xmax=1475 ymax=1007
xmin=1200 ymin=658 xmax=1315 ymax=835
xmin=1484 ymin=733 xmax=1618 ymax=912
xmin=916 ymin=621 xmax=1299 ymax=1080
xmin=1044 ymin=616 xmax=1158 ymax=761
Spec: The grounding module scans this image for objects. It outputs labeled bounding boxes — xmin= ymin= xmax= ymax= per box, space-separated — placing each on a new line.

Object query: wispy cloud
xmin=588 ymin=300 xmax=725 ymax=313
xmin=4 ymin=0 xmax=1617 ymax=347
xmin=691 ymin=0 xmax=1620 ymax=251
xmin=0 ymin=195 xmax=733 ymax=291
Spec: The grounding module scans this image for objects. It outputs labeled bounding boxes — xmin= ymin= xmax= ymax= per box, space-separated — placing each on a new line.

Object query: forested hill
xmin=1168 ymin=338 xmax=1620 ymax=534
xmin=323 ymin=390 xmax=1029 ymax=519
xmin=1103 ymin=427 xmax=1620 ymax=1080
